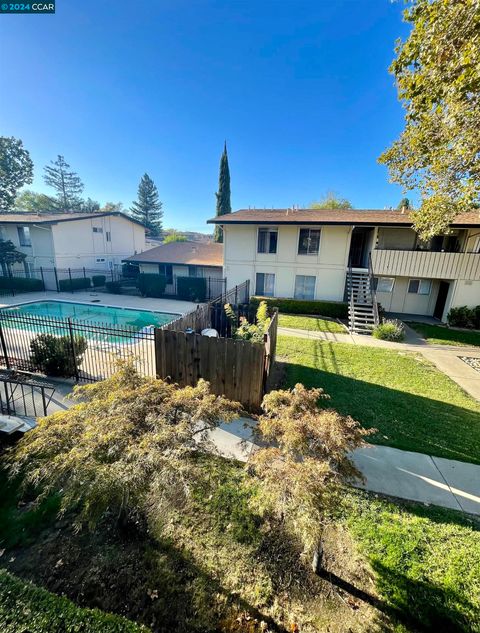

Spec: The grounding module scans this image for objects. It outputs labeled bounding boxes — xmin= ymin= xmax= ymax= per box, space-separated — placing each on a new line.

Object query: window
xmin=96 ymin=257 xmax=106 ymax=263
xmin=298 ymin=228 xmax=320 ymax=255
xmin=294 ymin=275 xmax=316 ymax=300
xmin=106 ymin=231 xmax=111 ymax=242
xmin=408 ymin=279 xmax=432 ymax=295
xmin=255 ymin=272 xmax=275 ymax=297
xmin=159 ymin=264 xmax=173 ymax=285
xmin=257 ymin=228 xmax=278 ymax=254
xmin=23 ymin=261 xmax=34 ymax=278
xmin=93 ymin=227 xmax=103 ymax=234
xmin=375 ymin=277 xmax=395 ymax=293
xmin=17 ymin=226 xmax=31 ymax=247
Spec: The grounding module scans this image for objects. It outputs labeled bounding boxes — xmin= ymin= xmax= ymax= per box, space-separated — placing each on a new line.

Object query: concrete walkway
xmin=211 ymin=419 xmax=480 ymax=516
xmin=278 ymin=325 xmax=480 ymax=401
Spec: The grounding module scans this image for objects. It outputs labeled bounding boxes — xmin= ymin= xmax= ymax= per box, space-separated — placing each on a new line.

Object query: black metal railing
xmin=0 ymin=372 xmax=55 ymax=417
xmin=368 ymin=253 xmax=380 ymax=326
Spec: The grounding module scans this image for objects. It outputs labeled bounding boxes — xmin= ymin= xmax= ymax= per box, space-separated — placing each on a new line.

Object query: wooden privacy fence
xmin=155 ymin=308 xmax=278 ymax=409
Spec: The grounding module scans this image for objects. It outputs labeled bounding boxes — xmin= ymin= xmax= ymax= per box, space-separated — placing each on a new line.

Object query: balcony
xmin=371 ymin=249 xmax=480 ymax=281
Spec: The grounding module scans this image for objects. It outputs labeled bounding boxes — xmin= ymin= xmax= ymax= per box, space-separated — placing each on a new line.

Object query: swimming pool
xmin=1 ymin=300 xmax=179 ymax=331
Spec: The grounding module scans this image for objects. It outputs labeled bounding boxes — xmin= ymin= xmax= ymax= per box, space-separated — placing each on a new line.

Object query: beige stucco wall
xmin=223 ymin=224 xmax=351 ymax=300
xmin=375 ymin=276 xmax=440 ymax=316
xmin=51 ymin=215 xmax=145 ymax=269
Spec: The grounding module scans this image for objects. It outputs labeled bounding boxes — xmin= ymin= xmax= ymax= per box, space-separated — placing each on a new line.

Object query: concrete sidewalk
xmin=211 ymin=420 xmax=480 ymax=516
xmin=278 ymin=326 xmax=480 ymax=401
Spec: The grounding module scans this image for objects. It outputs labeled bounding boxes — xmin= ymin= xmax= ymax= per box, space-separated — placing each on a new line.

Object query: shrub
xmin=177 ymin=276 xmax=207 ymax=302
xmin=30 ymin=333 xmax=88 ymax=377
xmin=58 ymin=277 xmax=91 ymax=292
xmin=447 ymin=305 xmax=480 ymax=329
xmin=0 ymin=276 xmax=44 ymax=292
xmin=105 ymin=280 xmax=122 ymax=294
xmin=0 ymin=569 xmax=150 ymax=633
xmin=137 ymin=273 xmax=166 ymax=298
xmin=92 ymin=274 xmax=106 ymax=287
xmin=122 ymin=263 xmax=139 ymax=278
xmin=372 ymin=319 xmax=405 ymax=342
xmin=225 ymin=300 xmax=271 ymax=343
xmin=250 ymin=296 xmax=348 ymax=319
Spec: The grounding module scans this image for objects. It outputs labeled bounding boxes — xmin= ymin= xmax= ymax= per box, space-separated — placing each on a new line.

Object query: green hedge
xmin=58 ymin=277 xmax=91 ymax=292
xmin=137 ymin=273 xmax=166 ymax=298
xmin=447 ymin=305 xmax=480 ymax=329
xmin=177 ymin=276 xmax=207 ymax=302
xmin=250 ymin=296 xmax=348 ymax=319
xmin=105 ymin=280 xmax=122 ymax=294
xmin=0 ymin=276 xmax=44 ymax=292
xmin=92 ymin=275 xmax=107 ymax=287
xmin=0 ymin=569 xmax=150 ymax=633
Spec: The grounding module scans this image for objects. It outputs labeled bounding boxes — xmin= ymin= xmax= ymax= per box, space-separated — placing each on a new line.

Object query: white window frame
xmin=408 ymin=278 xmax=432 ymax=295
xmin=255 ymin=272 xmax=275 ymax=297
xmin=17 ymin=226 xmax=31 ymax=247
xmin=297 ymin=227 xmax=321 ymax=256
xmin=92 ymin=227 xmax=103 ymax=234
xmin=294 ymin=274 xmax=316 ymax=300
xmin=257 ymin=227 xmax=278 ymax=254
xmin=376 ymin=277 xmax=395 ymax=293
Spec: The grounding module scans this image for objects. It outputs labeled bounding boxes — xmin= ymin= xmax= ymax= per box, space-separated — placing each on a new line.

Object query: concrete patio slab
xmin=350 ymin=445 xmax=467 ymax=513
xmin=432 ymin=456 xmax=480 ymax=515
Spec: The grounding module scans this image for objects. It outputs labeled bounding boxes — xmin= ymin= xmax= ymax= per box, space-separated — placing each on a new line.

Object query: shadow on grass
xmin=274 ymin=358 xmax=480 ymax=465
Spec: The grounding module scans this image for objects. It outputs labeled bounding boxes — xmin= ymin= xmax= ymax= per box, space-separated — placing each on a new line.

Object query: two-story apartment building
xmin=0 ymin=212 xmax=146 ymax=280
xmin=208 ymin=208 xmax=480 ymax=324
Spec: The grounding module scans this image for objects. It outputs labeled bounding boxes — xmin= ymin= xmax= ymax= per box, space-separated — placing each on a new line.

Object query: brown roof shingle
xmin=207 ymin=208 xmax=480 ymax=227
xmin=124 ymin=241 xmax=223 ymax=267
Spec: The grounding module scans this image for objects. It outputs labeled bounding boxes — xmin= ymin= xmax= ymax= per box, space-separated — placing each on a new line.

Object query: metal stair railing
xmin=368 ymin=253 xmax=380 ymax=326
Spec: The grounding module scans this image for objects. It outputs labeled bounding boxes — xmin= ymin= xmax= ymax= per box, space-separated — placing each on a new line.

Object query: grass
xmin=0 ymin=569 xmax=150 ymax=633
xmin=277 ymin=334 xmax=480 ymax=463
xmin=278 ymin=314 xmax=346 ymax=333
xmin=345 ymin=491 xmax=480 ymax=632
xmin=407 ymin=322 xmax=480 ymax=347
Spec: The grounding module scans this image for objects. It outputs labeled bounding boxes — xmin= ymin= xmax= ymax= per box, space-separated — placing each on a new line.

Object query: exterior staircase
xmin=347 ymin=256 xmax=380 ymax=334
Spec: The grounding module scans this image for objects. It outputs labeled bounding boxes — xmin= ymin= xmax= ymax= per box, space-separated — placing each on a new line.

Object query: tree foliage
xmin=397 ymin=197 xmax=412 ymax=211
xmin=310 ymin=191 xmax=353 ymax=209
xmin=250 ymin=384 xmax=372 ymax=559
xmin=13 ymin=190 xmax=55 ymax=213
xmin=0 ymin=238 xmax=26 ymax=275
xmin=80 ymin=198 xmax=101 ymax=213
xmin=0 ymin=137 xmax=34 ymax=210
xmin=214 ymin=142 xmax=232 ymax=243
xmin=224 ymin=300 xmax=271 ymax=343
xmin=130 ymin=173 xmax=163 ymax=236
xmin=163 ymin=231 xmax=187 ymax=244
xmin=101 ymin=201 xmax=124 ymax=213
xmin=379 ymin=0 xmax=480 ymax=237
xmin=8 ymin=362 xmax=240 ymax=530
xmin=43 ymin=155 xmax=84 ymax=212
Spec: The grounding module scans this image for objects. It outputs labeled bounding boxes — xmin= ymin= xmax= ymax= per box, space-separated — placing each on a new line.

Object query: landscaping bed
xmin=277 ymin=335 xmax=480 ymax=463
xmin=407 ymin=322 xmax=480 ymax=347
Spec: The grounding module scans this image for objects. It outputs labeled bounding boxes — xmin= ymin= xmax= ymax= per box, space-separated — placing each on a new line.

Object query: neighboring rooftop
xmin=0 ymin=211 xmax=145 ymax=226
xmin=124 ymin=241 xmax=223 ymax=267
xmin=207 ymin=208 xmax=480 ymax=227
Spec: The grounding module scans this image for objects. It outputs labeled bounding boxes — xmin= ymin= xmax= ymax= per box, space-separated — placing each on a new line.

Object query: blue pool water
xmin=1 ymin=300 xmax=178 ymax=331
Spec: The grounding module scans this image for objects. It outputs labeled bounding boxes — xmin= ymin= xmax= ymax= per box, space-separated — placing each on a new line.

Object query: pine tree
xmin=214 ymin=142 xmax=232 ymax=243
xmin=397 ymin=197 xmax=411 ymax=211
xmin=43 ymin=155 xmax=84 ymax=212
xmin=130 ymin=173 xmax=163 ymax=236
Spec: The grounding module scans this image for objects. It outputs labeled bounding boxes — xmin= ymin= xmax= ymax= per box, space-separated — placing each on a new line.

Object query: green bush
xmin=176 ymin=276 xmax=207 ymax=302
xmin=58 ymin=277 xmax=91 ymax=292
xmin=0 ymin=276 xmax=44 ymax=292
xmin=250 ymin=296 xmax=348 ymax=319
xmin=122 ymin=263 xmax=139 ymax=278
xmin=30 ymin=333 xmax=88 ymax=377
xmin=137 ymin=273 xmax=166 ymax=298
xmin=92 ymin=274 xmax=107 ymax=287
xmin=0 ymin=569 xmax=150 ymax=633
xmin=447 ymin=305 xmax=480 ymax=329
xmin=105 ymin=280 xmax=122 ymax=294
xmin=372 ymin=319 xmax=405 ymax=342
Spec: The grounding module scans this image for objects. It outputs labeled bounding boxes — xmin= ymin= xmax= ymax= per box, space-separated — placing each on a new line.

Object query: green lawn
xmin=408 ymin=322 xmax=480 ymax=347
xmin=278 ymin=314 xmax=346 ymax=333
xmin=277 ymin=335 xmax=480 ymax=463
xmin=345 ymin=491 xmax=480 ymax=632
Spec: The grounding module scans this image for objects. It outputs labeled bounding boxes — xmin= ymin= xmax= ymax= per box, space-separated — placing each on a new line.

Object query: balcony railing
xmin=371 ymin=249 xmax=480 ymax=281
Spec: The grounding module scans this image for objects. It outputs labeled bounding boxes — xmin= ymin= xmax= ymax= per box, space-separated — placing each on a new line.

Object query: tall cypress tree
xmin=214 ymin=142 xmax=231 ymax=243
xmin=130 ymin=173 xmax=163 ymax=237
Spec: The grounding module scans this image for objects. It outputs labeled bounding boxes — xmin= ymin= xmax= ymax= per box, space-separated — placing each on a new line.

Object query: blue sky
xmin=0 ymin=0 xmax=411 ymax=232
